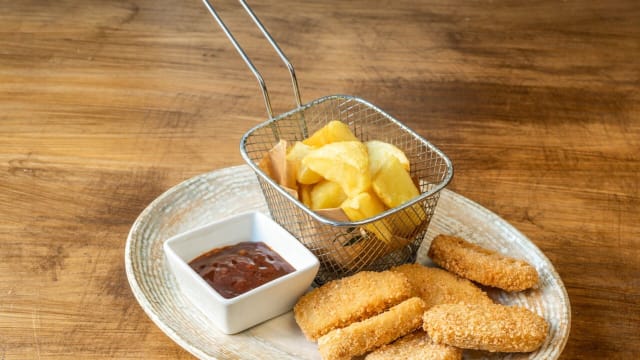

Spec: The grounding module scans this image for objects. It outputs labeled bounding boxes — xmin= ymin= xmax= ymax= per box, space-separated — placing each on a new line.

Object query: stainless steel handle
xmin=201 ymin=0 xmax=302 ymax=119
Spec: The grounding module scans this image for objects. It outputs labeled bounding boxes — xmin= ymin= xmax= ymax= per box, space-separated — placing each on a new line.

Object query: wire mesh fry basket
xmin=203 ymin=0 xmax=453 ymax=284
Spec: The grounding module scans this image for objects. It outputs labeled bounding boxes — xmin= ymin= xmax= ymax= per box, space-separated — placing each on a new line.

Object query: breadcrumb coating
xmin=318 ymin=297 xmax=426 ymax=360
xmin=423 ymin=303 xmax=549 ymax=353
xmin=390 ymin=263 xmax=493 ymax=309
xmin=293 ymin=270 xmax=411 ymax=341
xmin=365 ymin=330 xmax=462 ymax=360
xmin=428 ymin=234 xmax=539 ymax=291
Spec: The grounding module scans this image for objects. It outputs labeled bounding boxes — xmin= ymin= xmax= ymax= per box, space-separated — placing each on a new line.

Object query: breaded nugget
xmin=365 ymin=330 xmax=462 ymax=360
xmin=423 ymin=303 xmax=549 ymax=353
xmin=318 ymin=297 xmax=426 ymax=360
xmin=428 ymin=234 xmax=539 ymax=291
xmin=391 ymin=263 xmax=493 ymax=309
xmin=294 ymin=270 xmax=411 ymax=341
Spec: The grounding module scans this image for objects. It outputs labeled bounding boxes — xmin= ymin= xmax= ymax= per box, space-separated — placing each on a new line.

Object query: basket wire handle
xmin=201 ymin=0 xmax=302 ymax=119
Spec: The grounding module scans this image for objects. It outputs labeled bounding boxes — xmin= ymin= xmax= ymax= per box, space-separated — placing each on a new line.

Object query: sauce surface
xmin=189 ymin=241 xmax=295 ymax=299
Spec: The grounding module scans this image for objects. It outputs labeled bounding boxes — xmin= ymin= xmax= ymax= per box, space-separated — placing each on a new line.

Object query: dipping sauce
xmin=189 ymin=241 xmax=295 ymax=299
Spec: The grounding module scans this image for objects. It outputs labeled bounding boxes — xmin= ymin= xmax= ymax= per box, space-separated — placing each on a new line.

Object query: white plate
xmin=125 ymin=165 xmax=570 ymax=359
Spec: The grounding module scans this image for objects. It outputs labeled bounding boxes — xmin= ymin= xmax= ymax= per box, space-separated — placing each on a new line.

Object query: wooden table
xmin=1 ymin=0 xmax=638 ymax=358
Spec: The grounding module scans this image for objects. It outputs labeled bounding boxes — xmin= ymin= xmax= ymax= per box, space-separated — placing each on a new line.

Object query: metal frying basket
xmin=202 ymin=0 xmax=453 ymax=284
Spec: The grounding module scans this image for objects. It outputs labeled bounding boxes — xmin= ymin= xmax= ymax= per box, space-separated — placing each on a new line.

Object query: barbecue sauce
xmin=189 ymin=241 xmax=295 ymax=299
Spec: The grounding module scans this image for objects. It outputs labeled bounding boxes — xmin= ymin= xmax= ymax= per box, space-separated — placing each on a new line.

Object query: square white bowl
xmin=163 ymin=211 xmax=319 ymax=334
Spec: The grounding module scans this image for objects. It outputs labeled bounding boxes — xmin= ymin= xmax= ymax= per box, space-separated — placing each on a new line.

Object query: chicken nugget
xmin=318 ymin=297 xmax=426 ymax=360
xmin=365 ymin=330 xmax=461 ymax=360
xmin=391 ymin=263 xmax=493 ymax=309
xmin=428 ymin=234 xmax=539 ymax=291
xmin=294 ymin=270 xmax=411 ymax=341
xmin=423 ymin=303 xmax=549 ymax=353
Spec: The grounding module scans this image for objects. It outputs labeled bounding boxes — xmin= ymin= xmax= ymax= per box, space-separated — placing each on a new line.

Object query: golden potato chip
xmin=387 ymin=203 xmax=428 ymax=237
xmin=341 ymin=191 xmax=393 ymax=243
xmin=311 ymin=180 xmax=348 ymax=210
xmin=286 ymin=141 xmax=323 ymax=185
xmin=298 ymin=183 xmax=313 ymax=208
xmin=366 ymin=140 xmax=410 ymax=177
xmin=303 ymin=141 xmax=371 ymax=197
xmin=302 ymin=120 xmax=359 ymax=147
xmin=372 ymin=156 xmax=420 ymax=208
xmin=340 ymin=191 xmax=386 ymax=221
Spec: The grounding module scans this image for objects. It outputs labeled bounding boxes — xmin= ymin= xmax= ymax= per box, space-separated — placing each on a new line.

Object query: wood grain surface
xmin=1 ymin=0 xmax=638 ymax=358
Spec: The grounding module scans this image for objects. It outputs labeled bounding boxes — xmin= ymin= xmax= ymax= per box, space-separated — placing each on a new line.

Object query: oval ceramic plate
xmin=125 ymin=165 xmax=570 ymax=360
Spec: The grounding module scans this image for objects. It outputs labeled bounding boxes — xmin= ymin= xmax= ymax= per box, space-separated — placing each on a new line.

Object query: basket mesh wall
xmin=242 ymin=95 xmax=452 ymax=284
